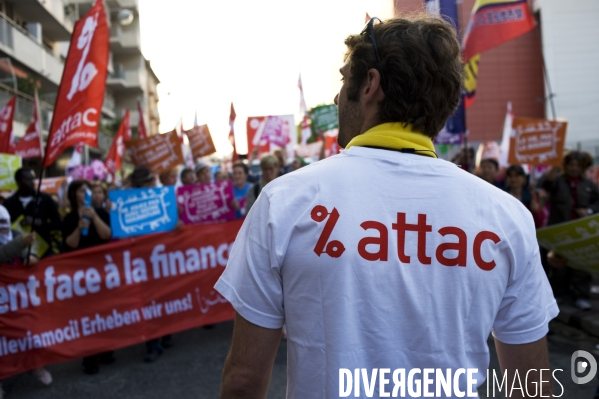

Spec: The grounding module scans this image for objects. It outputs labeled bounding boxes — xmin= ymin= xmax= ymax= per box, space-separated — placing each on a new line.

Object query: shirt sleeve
xmin=492 ymin=247 xmax=559 ymax=344
xmin=215 ymin=192 xmax=284 ymax=329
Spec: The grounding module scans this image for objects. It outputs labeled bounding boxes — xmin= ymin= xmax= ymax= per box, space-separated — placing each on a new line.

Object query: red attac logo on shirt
xmin=105 ymin=109 xmax=130 ymax=177
xmin=44 ymin=0 xmax=109 ymax=167
xmin=311 ymin=206 xmax=501 ymax=271
xmin=0 ymin=96 xmax=16 ymax=154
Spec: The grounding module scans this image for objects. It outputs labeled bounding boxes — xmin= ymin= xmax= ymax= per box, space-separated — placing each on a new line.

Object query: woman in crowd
xmin=231 ymin=161 xmax=251 ymax=219
xmin=504 ymin=165 xmax=543 ymax=227
xmin=91 ymin=182 xmax=110 ymax=214
xmin=62 ymin=180 xmax=113 ymax=374
xmin=159 ymin=168 xmax=178 ymax=187
xmin=0 ymin=205 xmax=50 ymax=397
xmin=245 ymin=154 xmax=279 ymax=213
xmin=541 ymin=151 xmax=599 ymax=310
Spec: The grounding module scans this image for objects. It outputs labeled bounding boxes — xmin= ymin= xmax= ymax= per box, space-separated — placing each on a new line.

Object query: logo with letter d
xmin=571 ymin=350 xmax=597 ymax=384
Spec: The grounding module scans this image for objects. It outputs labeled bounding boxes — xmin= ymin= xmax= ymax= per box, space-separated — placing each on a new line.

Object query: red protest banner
xmin=137 ymin=101 xmax=147 ymax=139
xmin=15 ymin=91 xmax=43 ymax=159
xmin=125 ymin=130 xmax=184 ymax=174
xmin=508 ymin=118 xmax=567 ymax=166
xmin=0 ymin=221 xmax=240 ymax=380
xmin=44 ymin=0 xmax=109 ymax=167
xmin=105 ymin=109 xmax=130 ymax=177
xmin=0 ymin=96 xmax=16 ymax=154
xmin=185 ymin=124 xmax=216 ymax=159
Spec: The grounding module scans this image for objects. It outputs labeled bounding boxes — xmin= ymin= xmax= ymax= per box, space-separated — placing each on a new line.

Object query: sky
xmin=138 ymin=0 xmax=394 ymax=157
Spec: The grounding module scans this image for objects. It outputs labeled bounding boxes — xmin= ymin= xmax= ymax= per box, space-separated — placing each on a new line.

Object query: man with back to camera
xmin=215 ymin=15 xmax=558 ymax=398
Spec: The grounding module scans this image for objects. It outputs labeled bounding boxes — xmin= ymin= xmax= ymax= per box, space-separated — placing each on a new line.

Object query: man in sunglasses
xmin=216 ymin=15 xmax=557 ymax=398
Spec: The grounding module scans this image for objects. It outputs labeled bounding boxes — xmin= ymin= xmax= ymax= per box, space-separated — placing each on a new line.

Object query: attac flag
xmin=462 ymin=0 xmax=536 ymax=63
xmin=44 ymin=0 xmax=109 ymax=167
xmin=228 ymin=103 xmax=238 ymax=161
xmin=15 ymin=91 xmax=43 ymax=159
xmin=0 ymin=96 xmax=16 ymax=154
xmin=137 ymin=101 xmax=148 ymax=139
xmin=105 ymin=109 xmax=130 ymax=177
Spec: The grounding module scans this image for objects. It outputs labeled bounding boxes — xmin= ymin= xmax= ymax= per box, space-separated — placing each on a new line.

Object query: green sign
xmin=536 ymin=214 xmax=599 ymax=271
xmin=0 ymin=153 xmax=21 ymax=190
xmin=310 ymin=104 xmax=338 ymax=133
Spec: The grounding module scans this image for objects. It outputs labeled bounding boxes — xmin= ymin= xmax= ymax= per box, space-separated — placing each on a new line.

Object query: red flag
xmin=105 ymin=109 xmax=130 ymax=177
xmin=0 ymin=96 xmax=16 ymax=154
xmin=44 ymin=0 xmax=108 ymax=167
xmin=365 ymin=12 xmax=371 ymax=23
xmin=15 ymin=91 xmax=43 ymax=159
xmin=298 ymin=74 xmax=308 ymax=116
xmin=229 ymin=103 xmax=238 ymax=161
xmin=462 ymin=0 xmax=536 ymax=62
xmin=137 ymin=101 xmax=148 ymax=139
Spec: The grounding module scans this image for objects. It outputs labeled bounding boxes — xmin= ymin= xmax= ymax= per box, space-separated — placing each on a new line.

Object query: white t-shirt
xmin=215 ymin=146 xmax=558 ymax=398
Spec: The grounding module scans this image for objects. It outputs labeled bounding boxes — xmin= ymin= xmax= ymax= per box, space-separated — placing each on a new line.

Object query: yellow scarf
xmin=345 ymin=123 xmax=437 ymax=158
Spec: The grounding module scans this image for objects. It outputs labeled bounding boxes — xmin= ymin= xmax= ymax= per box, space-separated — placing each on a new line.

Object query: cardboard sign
xmin=185 ymin=125 xmax=216 ymax=160
xmin=125 ymin=130 xmax=184 ymax=174
xmin=537 ymin=215 xmax=599 ymax=271
xmin=0 ymin=153 xmax=21 ymax=190
xmin=508 ymin=118 xmax=567 ymax=166
xmin=109 ymin=186 xmax=178 ymax=238
xmin=38 ymin=177 xmax=67 ymax=195
xmin=310 ymin=104 xmax=338 ymax=133
xmin=0 ymin=221 xmax=240 ymax=380
xmin=246 ymin=115 xmax=295 ymax=158
xmin=177 ymin=181 xmax=236 ymax=225
xmin=475 ymin=141 xmax=501 ymax=167
xmin=11 ymin=215 xmax=49 ymax=258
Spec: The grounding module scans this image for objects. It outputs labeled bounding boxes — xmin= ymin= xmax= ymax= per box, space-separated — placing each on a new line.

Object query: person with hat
xmin=195 ymin=162 xmax=211 ymax=184
xmin=216 ymin=15 xmax=557 ymax=397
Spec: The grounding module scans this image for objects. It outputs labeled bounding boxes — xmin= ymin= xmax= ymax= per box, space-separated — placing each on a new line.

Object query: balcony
xmin=107 ymin=63 xmax=143 ymax=93
xmin=0 ymin=13 xmax=64 ymax=86
xmin=12 ymin=0 xmax=74 ymax=41
xmin=109 ymin=22 xmax=141 ymax=55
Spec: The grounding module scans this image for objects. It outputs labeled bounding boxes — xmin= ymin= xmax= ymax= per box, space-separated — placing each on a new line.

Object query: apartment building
xmin=0 ymin=0 xmax=160 ymax=173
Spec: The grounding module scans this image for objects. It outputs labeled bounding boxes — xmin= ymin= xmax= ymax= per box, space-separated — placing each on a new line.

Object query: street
xmin=2 ymin=319 xmax=598 ymax=398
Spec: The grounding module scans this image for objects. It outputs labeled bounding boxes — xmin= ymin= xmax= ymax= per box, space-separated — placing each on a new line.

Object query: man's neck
xmin=17 ymin=189 xmax=33 ymax=198
xmin=234 ymin=182 xmax=246 ymax=190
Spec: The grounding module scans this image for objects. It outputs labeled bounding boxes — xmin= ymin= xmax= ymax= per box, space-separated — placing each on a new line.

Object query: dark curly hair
xmin=344 ymin=15 xmax=463 ymax=138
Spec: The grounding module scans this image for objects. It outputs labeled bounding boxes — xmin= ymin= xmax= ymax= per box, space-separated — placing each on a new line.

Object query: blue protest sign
xmin=109 ymin=186 xmax=178 ymax=238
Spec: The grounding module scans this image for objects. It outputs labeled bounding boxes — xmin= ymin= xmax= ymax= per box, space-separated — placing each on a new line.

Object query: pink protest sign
xmin=177 ymin=181 xmax=236 ymax=225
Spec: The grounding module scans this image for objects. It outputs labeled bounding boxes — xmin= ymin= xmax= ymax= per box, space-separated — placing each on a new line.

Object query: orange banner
xmin=37 ymin=177 xmax=67 ymax=195
xmin=185 ymin=125 xmax=216 ymax=160
xmin=0 ymin=221 xmax=241 ymax=379
xmin=125 ymin=130 xmax=184 ymax=174
xmin=508 ymin=118 xmax=567 ymax=166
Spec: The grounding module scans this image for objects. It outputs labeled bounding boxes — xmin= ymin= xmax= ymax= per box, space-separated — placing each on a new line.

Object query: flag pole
xmin=534 ymin=18 xmax=557 ymax=120
xmin=457 ymin=0 xmax=470 ymax=173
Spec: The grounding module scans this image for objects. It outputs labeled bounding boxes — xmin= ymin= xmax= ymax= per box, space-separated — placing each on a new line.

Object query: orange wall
xmin=393 ymin=0 xmax=545 ymax=141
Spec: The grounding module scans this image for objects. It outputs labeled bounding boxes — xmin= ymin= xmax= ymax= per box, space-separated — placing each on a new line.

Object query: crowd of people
xmin=0 ymin=139 xmax=597 ymax=395
xmin=0 ymin=148 xmax=306 ymax=393
xmin=457 ymin=148 xmax=599 ymax=311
